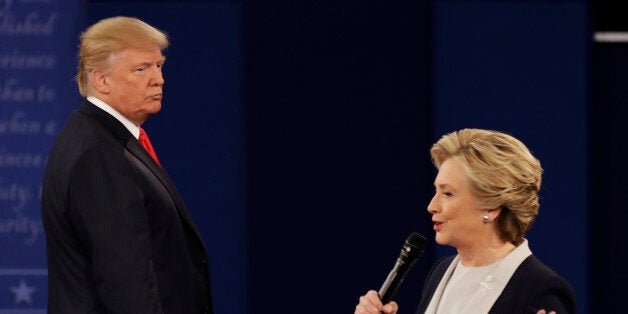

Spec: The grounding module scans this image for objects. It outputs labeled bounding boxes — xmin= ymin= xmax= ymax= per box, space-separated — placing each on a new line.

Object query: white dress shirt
xmin=87 ymin=95 xmax=140 ymax=140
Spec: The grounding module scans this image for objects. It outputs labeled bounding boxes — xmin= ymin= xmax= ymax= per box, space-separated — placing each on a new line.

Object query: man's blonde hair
xmin=76 ymin=16 xmax=169 ymax=96
xmin=430 ymin=128 xmax=543 ymax=245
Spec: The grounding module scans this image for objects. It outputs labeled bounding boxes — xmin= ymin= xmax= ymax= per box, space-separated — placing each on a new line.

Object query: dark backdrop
xmin=590 ymin=2 xmax=628 ymax=312
xmin=6 ymin=0 xmax=626 ymax=313
xmin=246 ymin=2 xmax=432 ymax=313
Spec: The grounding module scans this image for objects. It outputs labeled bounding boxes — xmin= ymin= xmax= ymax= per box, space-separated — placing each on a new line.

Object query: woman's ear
xmin=484 ymin=206 xmax=503 ymax=221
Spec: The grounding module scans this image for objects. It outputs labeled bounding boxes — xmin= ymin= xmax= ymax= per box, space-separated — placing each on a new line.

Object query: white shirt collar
xmin=87 ymin=95 xmax=140 ymax=139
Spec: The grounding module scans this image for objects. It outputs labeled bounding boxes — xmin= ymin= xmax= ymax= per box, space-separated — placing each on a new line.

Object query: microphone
xmin=378 ymin=232 xmax=427 ymax=304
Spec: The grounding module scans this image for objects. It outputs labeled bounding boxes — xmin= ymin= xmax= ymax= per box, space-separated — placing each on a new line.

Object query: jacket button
xmin=198 ymin=260 xmax=208 ymax=274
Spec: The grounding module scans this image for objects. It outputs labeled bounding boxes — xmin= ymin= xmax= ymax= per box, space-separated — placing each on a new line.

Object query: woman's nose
xmin=427 ymin=194 xmax=438 ymax=214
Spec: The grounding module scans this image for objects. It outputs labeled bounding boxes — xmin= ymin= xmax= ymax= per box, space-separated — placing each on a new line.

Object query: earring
xmin=482 ymin=215 xmax=490 ymax=223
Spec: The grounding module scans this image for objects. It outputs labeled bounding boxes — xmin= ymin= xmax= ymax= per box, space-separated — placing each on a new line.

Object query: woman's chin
xmin=434 ymin=233 xmax=448 ymax=246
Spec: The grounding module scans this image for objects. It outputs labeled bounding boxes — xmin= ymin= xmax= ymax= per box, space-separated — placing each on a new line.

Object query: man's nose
xmin=150 ymin=67 xmax=164 ymax=86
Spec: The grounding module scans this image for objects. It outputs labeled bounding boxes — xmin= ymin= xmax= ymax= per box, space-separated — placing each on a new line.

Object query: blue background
xmin=3 ymin=1 xmax=625 ymax=313
xmin=1 ymin=0 xmax=84 ymax=313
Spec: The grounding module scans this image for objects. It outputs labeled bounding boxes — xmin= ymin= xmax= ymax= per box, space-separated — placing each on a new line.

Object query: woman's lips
xmin=433 ymin=221 xmax=443 ymax=232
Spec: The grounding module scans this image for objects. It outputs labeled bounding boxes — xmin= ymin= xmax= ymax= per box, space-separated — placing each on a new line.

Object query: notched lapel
xmin=81 ymin=98 xmax=208 ymax=254
xmin=125 ymin=138 xmax=207 ymax=249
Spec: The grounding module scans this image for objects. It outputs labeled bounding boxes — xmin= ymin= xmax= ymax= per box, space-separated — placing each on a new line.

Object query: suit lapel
xmin=125 ymin=139 xmax=206 ymax=247
xmin=79 ymin=99 xmax=207 ymax=251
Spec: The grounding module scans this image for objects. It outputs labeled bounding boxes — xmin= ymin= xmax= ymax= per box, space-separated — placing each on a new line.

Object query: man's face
xmin=103 ymin=47 xmax=165 ymax=125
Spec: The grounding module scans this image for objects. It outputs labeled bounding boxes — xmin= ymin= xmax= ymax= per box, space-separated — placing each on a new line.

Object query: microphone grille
xmin=404 ymin=232 xmax=427 ymax=258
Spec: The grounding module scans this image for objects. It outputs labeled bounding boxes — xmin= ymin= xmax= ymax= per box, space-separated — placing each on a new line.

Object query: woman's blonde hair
xmin=76 ymin=16 xmax=169 ymax=96
xmin=430 ymin=129 xmax=543 ymax=245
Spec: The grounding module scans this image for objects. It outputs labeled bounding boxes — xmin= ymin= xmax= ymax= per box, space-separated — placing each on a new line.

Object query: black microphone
xmin=378 ymin=232 xmax=427 ymax=304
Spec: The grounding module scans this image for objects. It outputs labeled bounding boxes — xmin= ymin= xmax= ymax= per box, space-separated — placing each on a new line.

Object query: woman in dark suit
xmin=355 ymin=129 xmax=575 ymax=314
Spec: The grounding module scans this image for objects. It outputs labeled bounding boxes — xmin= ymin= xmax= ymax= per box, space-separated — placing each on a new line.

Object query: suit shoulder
xmin=516 ymin=255 xmax=569 ymax=282
xmin=45 ymin=111 xmax=131 ymax=183
xmin=517 ymin=255 xmax=575 ymax=297
xmin=496 ymin=255 xmax=576 ymax=313
xmin=50 ymin=110 xmax=125 ymax=157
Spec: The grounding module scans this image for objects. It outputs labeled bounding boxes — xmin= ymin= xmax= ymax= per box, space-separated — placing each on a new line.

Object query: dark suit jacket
xmin=415 ymin=255 xmax=576 ymax=314
xmin=42 ymin=100 xmax=213 ymax=314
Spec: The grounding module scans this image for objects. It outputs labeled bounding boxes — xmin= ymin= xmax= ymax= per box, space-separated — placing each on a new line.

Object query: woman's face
xmin=427 ymin=157 xmax=487 ymax=250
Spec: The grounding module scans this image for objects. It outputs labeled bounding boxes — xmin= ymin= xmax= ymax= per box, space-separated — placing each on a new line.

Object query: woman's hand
xmin=354 ymin=290 xmax=398 ymax=314
xmin=536 ymin=310 xmax=556 ymax=314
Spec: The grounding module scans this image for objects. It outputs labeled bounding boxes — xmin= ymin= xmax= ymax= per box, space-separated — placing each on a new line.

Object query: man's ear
xmin=91 ymin=70 xmax=110 ymax=94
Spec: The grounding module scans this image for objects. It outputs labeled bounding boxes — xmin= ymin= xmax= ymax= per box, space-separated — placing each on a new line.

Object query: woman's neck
xmin=457 ymin=239 xmax=516 ymax=267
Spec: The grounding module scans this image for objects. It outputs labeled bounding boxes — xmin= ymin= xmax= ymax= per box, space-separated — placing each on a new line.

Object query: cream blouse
xmin=425 ymin=239 xmax=533 ymax=314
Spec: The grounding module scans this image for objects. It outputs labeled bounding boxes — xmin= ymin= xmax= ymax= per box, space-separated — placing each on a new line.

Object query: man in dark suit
xmin=41 ymin=17 xmax=213 ymax=314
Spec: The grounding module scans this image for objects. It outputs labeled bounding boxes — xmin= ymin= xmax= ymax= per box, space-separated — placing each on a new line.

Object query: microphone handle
xmin=378 ymin=259 xmax=410 ymax=304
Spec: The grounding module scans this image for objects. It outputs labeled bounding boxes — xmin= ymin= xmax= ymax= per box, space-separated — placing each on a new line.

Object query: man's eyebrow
xmin=134 ymin=59 xmax=165 ymax=67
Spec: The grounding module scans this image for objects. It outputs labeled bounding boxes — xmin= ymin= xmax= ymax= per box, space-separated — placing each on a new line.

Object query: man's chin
xmin=146 ymin=102 xmax=162 ymax=114
xmin=135 ymin=104 xmax=161 ymax=125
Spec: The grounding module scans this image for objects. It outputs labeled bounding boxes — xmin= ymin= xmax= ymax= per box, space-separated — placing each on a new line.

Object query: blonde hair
xmin=76 ymin=16 xmax=169 ymax=96
xmin=430 ymin=129 xmax=543 ymax=245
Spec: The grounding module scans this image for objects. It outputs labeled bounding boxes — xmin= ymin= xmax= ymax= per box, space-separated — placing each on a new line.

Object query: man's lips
xmin=148 ymin=94 xmax=162 ymax=100
xmin=433 ymin=221 xmax=443 ymax=231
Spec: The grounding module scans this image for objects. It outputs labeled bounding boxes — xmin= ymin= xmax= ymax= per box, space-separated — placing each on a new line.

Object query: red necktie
xmin=138 ymin=127 xmax=162 ymax=168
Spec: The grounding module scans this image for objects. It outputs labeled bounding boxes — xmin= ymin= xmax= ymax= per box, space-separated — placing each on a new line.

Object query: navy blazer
xmin=415 ymin=255 xmax=576 ymax=314
xmin=42 ymin=100 xmax=213 ymax=314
